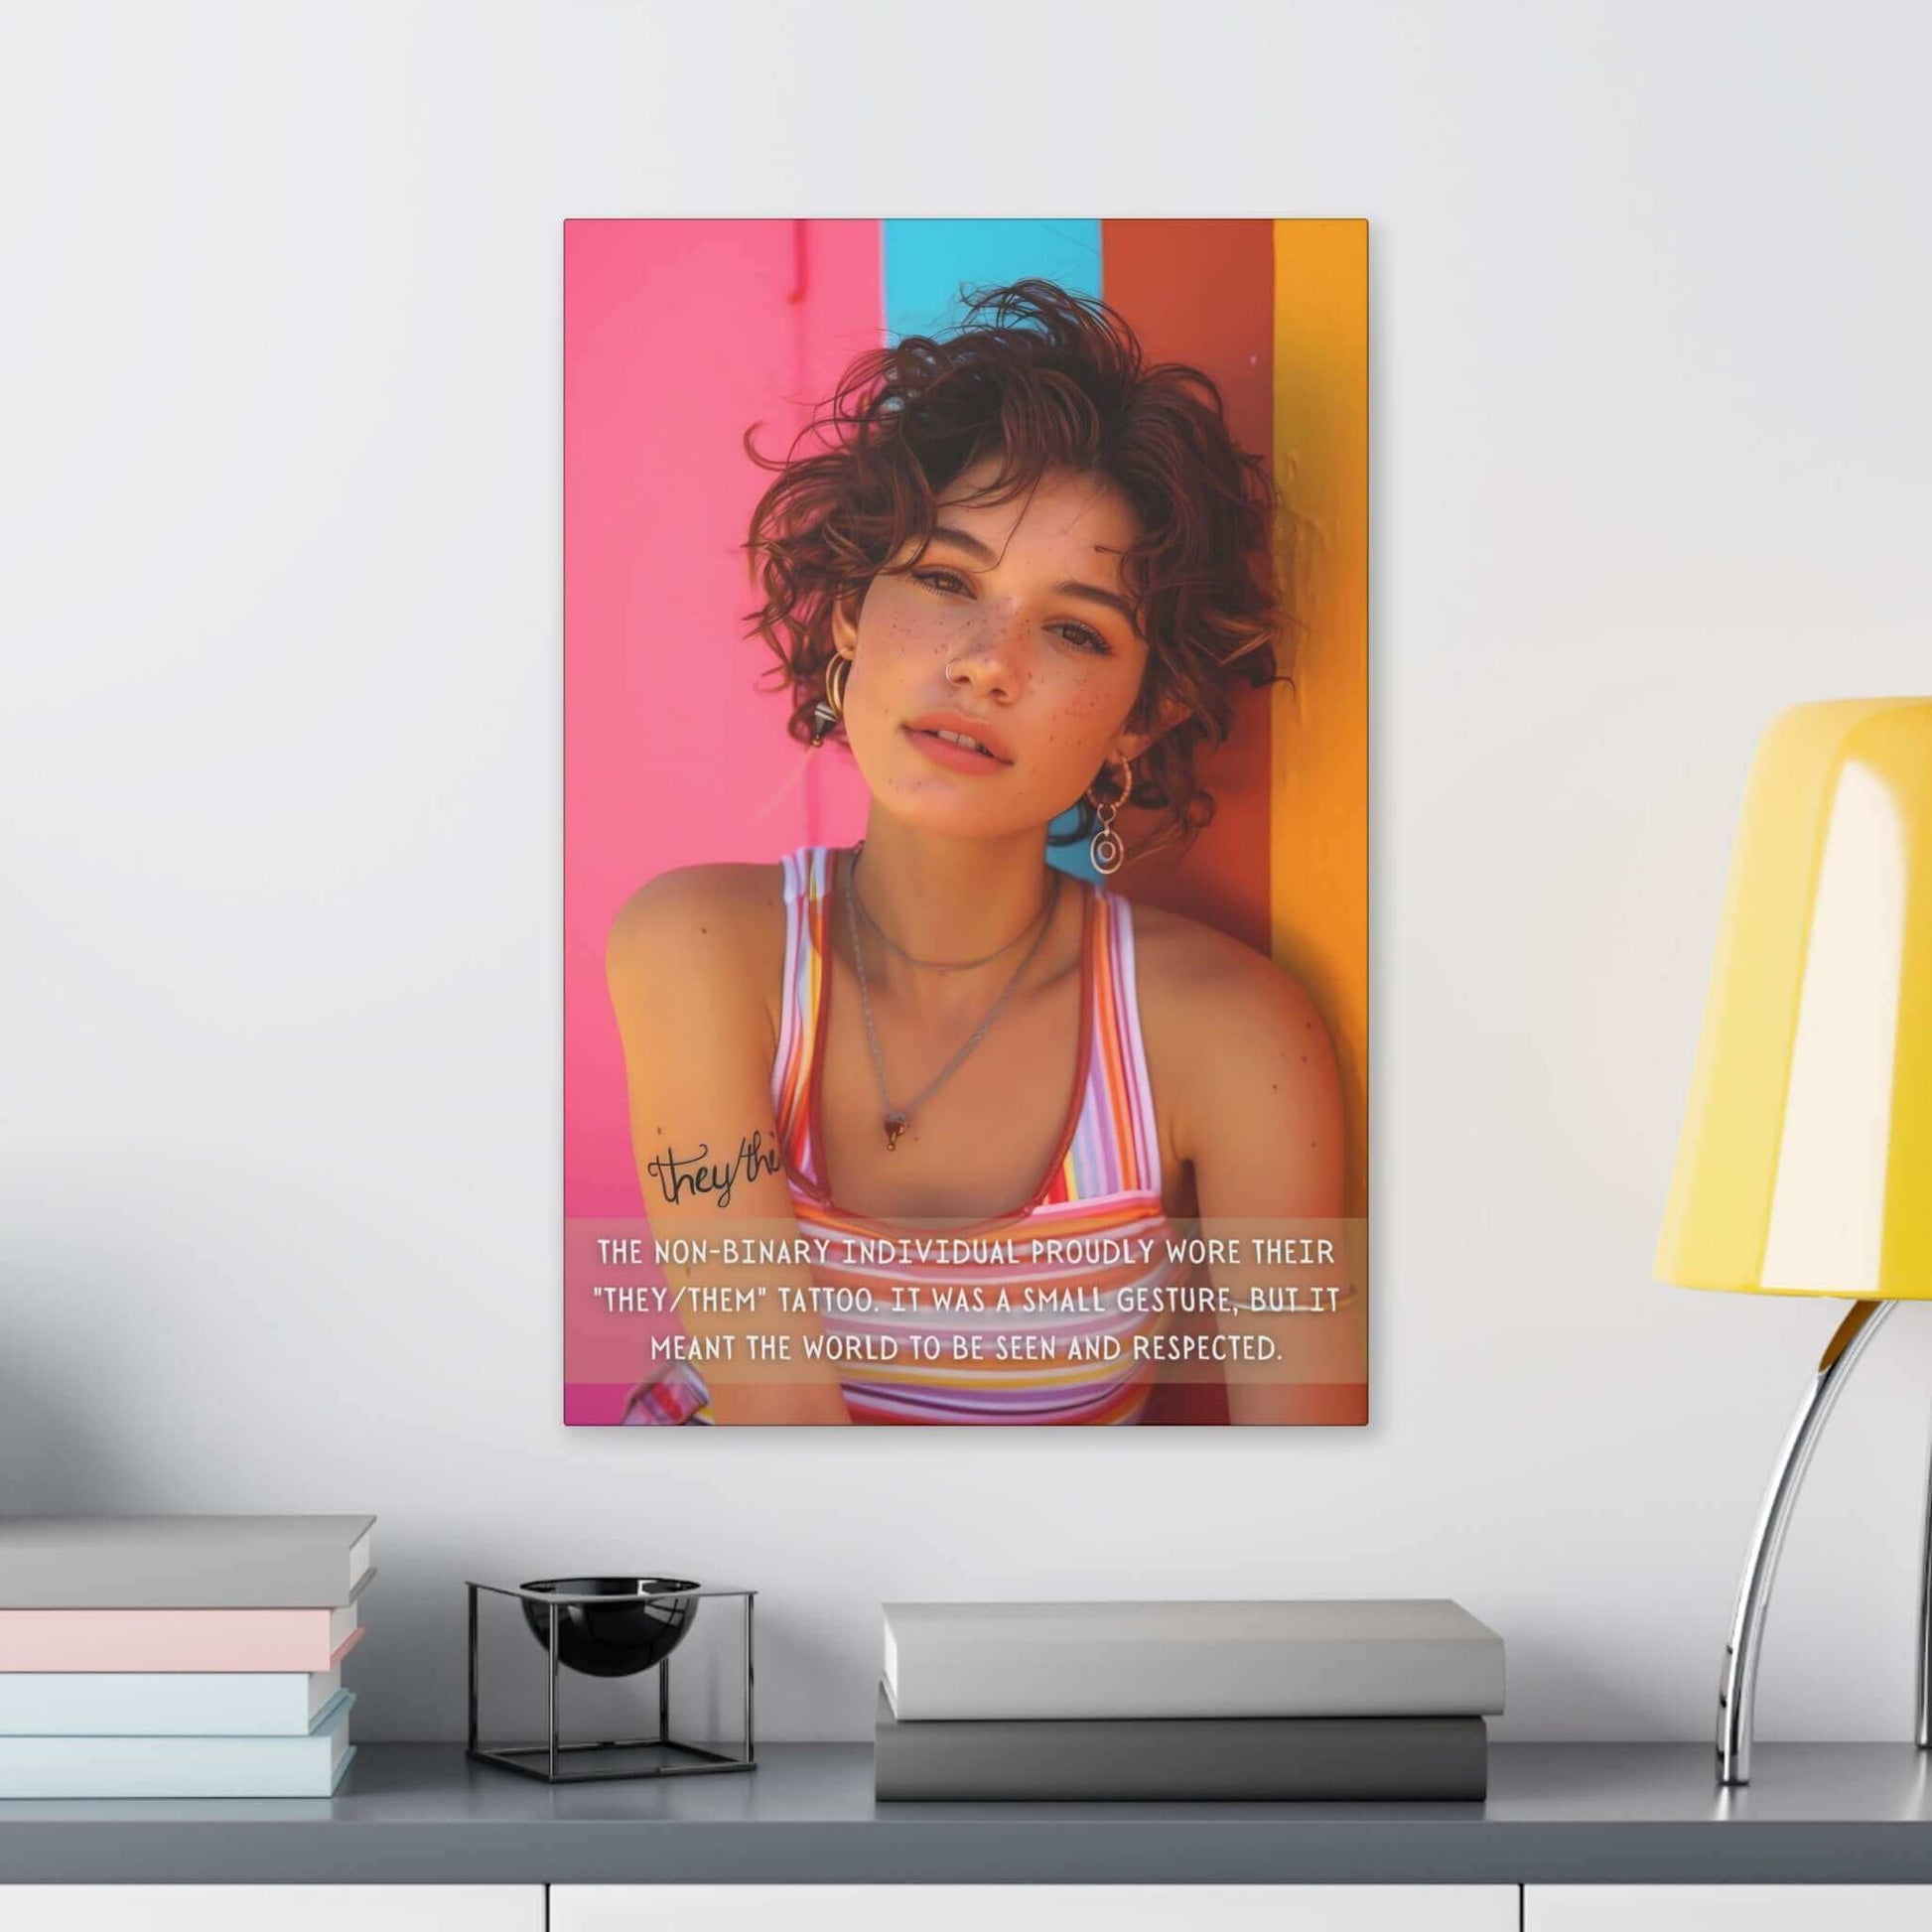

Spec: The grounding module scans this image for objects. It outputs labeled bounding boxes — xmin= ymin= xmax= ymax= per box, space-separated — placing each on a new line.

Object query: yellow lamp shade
xmin=1657 ymin=697 xmax=1932 ymax=1299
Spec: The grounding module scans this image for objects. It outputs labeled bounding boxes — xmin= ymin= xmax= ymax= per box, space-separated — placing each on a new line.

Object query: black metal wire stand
xmin=466 ymin=1581 xmax=756 ymax=1784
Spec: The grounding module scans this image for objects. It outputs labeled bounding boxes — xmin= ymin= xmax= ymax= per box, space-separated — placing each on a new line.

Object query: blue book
xmin=0 ymin=1666 xmax=345 ymax=1736
xmin=0 ymin=1690 xmax=353 ymax=1797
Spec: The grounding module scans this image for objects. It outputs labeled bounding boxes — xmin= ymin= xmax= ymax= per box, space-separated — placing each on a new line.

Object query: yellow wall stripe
xmin=1271 ymin=220 xmax=1369 ymax=1219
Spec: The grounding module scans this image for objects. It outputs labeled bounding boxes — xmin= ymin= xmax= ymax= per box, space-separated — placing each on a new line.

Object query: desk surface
xmin=4 ymin=1742 xmax=1932 ymax=1884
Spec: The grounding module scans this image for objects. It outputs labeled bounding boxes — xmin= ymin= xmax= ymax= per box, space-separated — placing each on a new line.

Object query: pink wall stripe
xmin=564 ymin=220 xmax=882 ymax=1224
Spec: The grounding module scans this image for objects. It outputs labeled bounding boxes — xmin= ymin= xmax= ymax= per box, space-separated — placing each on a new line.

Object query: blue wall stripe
xmin=882 ymin=219 xmax=1102 ymax=345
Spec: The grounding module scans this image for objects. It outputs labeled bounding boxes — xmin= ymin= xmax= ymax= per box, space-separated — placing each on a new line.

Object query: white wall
xmin=4 ymin=0 xmax=1929 ymax=1745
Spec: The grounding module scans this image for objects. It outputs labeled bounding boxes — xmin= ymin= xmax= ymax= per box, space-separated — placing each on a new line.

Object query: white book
xmin=881 ymin=1599 xmax=1506 ymax=1721
xmin=0 ymin=1691 xmax=353 ymax=1797
xmin=0 ymin=1665 xmax=343 ymax=1735
xmin=0 ymin=1515 xmax=374 ymax=1609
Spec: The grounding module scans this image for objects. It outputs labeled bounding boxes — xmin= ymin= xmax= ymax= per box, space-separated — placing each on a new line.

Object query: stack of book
xmin=0 ymin=1515 xmax=373 ymax=1798
xmin=876 ymin=1598 xmax=1504 ymax=1801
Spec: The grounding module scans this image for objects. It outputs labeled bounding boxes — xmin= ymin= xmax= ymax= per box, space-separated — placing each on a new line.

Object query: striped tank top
xmin=767 ymin=845 xmax=1179 ymax=1426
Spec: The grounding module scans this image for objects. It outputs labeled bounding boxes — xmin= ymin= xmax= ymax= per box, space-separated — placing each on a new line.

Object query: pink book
xmin=0 ymin=1601 xmax=362 ymax=1672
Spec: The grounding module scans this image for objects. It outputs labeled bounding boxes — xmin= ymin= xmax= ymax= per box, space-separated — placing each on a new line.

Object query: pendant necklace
xmin=842 ymin=842 xmax=1061 ymax=1151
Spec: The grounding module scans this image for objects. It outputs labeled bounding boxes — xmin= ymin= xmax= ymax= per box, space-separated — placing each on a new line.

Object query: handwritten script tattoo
xmin=646 ymin=1133 xmax=783 ymax=1212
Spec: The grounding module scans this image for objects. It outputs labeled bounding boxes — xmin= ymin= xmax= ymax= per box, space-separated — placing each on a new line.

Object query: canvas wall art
xmin=565 ymin=218 xmax=1367 ymax=1426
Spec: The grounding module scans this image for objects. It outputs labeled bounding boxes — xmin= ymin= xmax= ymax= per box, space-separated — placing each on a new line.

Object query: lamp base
xmin=1716 ymin=1299 xmax=1902 ymax=1784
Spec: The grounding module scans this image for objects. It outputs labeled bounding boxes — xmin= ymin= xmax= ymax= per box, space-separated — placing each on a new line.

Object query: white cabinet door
xmin=554 ymin=1884 xmax=1517 ymax=1931
xmin=0 ymin=1887 xmax=543 ymax=1930
xmin=1528 ymin=1886 xmax=1932 ymax=1930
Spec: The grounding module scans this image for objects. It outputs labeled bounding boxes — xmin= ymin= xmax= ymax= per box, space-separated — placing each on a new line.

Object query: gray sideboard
xmin=1 ymin=1742 xmax=1931 ymax=1885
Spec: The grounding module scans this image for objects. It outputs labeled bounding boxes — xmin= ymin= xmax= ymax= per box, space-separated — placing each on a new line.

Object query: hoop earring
xmin=1085 ymin=753 xmax=1133 ymax=876
xmin=809 ymin=653 xmax=851 ymax=748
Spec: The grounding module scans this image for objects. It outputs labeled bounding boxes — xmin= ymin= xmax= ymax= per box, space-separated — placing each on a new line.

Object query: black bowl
xmin=518 ymin=1577 xmax=700 ymax=1679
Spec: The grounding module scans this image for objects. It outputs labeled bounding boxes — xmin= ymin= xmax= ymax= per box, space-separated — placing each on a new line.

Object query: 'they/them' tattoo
xmin=646 ymin=1132 xmax=783 ymax=1212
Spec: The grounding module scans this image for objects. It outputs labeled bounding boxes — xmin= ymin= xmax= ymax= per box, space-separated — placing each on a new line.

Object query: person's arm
xmin=606 ymin=867 xmax=851 ymax=1425
xmin=1173 ymin=945 xmax=1362 ymax=1425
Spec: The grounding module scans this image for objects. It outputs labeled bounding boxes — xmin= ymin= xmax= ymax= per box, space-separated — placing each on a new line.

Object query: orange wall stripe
xmin=1101 ymin=218 xmax=1276 ymax=957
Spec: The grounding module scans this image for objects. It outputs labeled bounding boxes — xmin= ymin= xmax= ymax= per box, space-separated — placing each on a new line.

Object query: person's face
xmin=829 ymin=458 xmax=1170 ymax=842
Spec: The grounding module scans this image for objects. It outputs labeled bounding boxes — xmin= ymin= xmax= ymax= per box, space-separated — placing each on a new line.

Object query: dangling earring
xmin=1085 ymin=753 xmax=1133 ymax=876
xmin=809 ymin=653 xmax=851 ymax=748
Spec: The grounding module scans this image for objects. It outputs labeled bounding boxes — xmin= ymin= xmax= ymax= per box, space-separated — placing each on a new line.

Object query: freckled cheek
xmin=874 ymin=603 xmax=959 ymax=658
xmin=854 ymin=612 xmax=933 ymax=703
xmin=1027 ymin=682 xmax=1121 ymax=768
xmin=1044 ymin=666 xmax=1130 ymax=739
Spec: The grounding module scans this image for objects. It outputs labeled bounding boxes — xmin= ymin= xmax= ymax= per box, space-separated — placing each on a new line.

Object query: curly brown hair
xmin=742 ymin=278 xmax=1288 ymax=860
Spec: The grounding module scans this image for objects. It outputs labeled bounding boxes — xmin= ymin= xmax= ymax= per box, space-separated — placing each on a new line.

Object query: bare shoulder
xmin=608 ymin=861 xmax=782 ymax=957
xmin=606 ymin=862 xmax=788 ymax=1040
xmin=1124 ymin=896 xmax=1338 ymax=1164
xmin=1126 ymin=897 xmax=1326 ymax=1037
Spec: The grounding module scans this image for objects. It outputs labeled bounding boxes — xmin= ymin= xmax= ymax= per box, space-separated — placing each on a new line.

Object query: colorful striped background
xmin=564 ymin=219 xmax=1367 ymax=1423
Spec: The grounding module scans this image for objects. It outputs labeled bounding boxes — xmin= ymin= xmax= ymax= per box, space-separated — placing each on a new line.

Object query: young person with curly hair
xmin=608 ymin=280 xmax=1352 ymax=1425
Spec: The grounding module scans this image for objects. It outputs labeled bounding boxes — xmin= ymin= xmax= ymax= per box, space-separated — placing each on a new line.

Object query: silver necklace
xmin=849 ymin=840 xmax=1054 ymax=971
xmin=841 ymin=845 xmax=1062 ymax=1151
